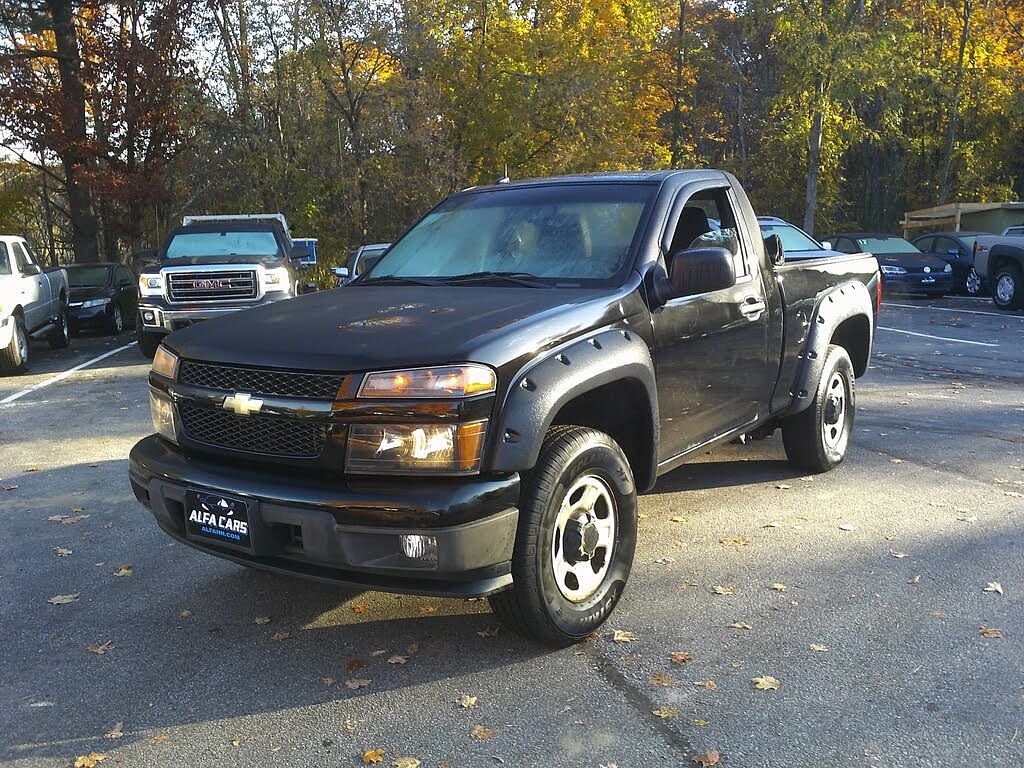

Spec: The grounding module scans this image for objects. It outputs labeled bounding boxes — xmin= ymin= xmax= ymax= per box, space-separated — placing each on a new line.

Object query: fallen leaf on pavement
xmin=345 ymin=678 xmax=372 ymax=689
xmin=809 ymin=643 xmax=828 ymax=653
xmin=74 ymin=753 xmax=106 ymax=768
xmin=388 ymin=655 xmax=408 ymax=665
xmin=26 ymin=466 xmax=40 ymax=472
xmin=152 ymin=734 xmax=169 ymax=742
xmin=984 ymin=582 xmax=1004 ymax=595
xmin=392 ymin=759 xmax=421 ymax=768
xmin=48 ymin=514 xmax=89 ymax=524
xmin=838 ymin=523 xmax=855 ymax=531
xmin=406 ymin=642 xmax=419 ymax=653
xmin=668 ymin=651 xmax=694 ymax=664
xmin=670 ymin=515 xmax=686 ymax=523
xmin=611 ymin=629 xmax=637 ymax=644
xmin=469 ymin=724 xmax=496 ymax=740
xmin=370 ymin=649 xmax=387 ymax=656
xmin=54 ymin=547 xmax=72 ymax=557
xmin=177 ymin=609 xmax=192 ymax=618
xmin=87 ymin=641 xmax=113 ymax=655
xmin=3 ymin=485 xmax=17 ymax=491
xmin=652 ymin=707 xmax=679 ymax=718
xmin=270 ymin=631 xmax=290 ymax=641
xmin=655 ymin=556 xmax=676 ymax=564
xmin=728 ymin=621 xmax=752 ymax=630
xmin=692 ymin=750 xmax=721 ymax=767
xmin=104 ymin=722 xmax=124 ymax=739
xmin=692 ymin=719 xmax=709 ymax=727
xmin=694 ymin=679 xmax=717 ymax=689
xmin=752 ymin=675 xmax=781 ymax=690
xmin=48 ymin=593 xmax=80 ymax=605
xmin=720 ymin=537 xmax=751 ymax=547
xmin=980 ymin=627 xmax=1003 ymax=639
xmin=711 ymin=585 xmax=736 ymax=595
xmin=889 ymin=550 xmax=908 ymax=559
xmin=775 ymin=484 xmax=791 ymax=490
xmin=113 ymin=564 xmax=132 ymax=577
xmin=230 ymin=738 xmax=241 ymax=747
xmin=320 ymin=677 xmax=336 ymax=686
xmin=419 ymin=605 xmax=436 ymax=614
xmin=346 ymin=658 xmax=368 ymax=672
xmin=456 ymin=695 xmax=478 ymax=708
xmin=770 ymin=583 xmax=787 ymax=592
xmin=361 ymin=749 xmax=385 ymax=764
xmin=477 ymin=626 xmax=500 ymax=638
xmin=649 ymin=672 xmax=677 ymax=687
xmin=956 ymin=513 xmax=978 ymax=523
xmin=253 ymin=616 xmax=271 ymax=625
xmin=352 ymin=604 xmax=369 ymax=613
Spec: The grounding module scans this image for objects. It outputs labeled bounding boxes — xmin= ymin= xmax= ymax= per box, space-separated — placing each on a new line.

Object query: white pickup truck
xmin=0 ymin=235 xmax=71 ymax=373
xmin=974 ymin=226 xmax=1024 ymax=311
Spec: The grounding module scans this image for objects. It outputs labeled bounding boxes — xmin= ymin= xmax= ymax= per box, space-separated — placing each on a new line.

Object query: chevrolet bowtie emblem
xmin=223 ymin=392 xmax=263 ymax=416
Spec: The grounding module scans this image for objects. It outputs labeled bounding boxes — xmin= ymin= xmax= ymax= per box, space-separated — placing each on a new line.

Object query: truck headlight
xmin=139 ymin=274 xmax=163 ymax=296
xmin=346 ymin=421 xmax=488 ymax=474
xmin=358 ymin=365 xmax=496 ymax=399
xmin=81 ymin=298 xmax=109 ymax=309
xmin=880 ymin=265 xmax=907 ymax=275
xmin=150 ymin=390 xmax=178 ymax=443
xmin=262 ymin=267 xmax=291 ymax=292
xmin=152 ymin=345 xmax=179 ymax=379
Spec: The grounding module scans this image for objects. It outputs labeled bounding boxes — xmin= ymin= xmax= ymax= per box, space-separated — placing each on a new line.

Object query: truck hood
xmin=153 ymin=254 xmax=288 ymax=268
xmin=163 ymin=284 xmax=636 ymax=373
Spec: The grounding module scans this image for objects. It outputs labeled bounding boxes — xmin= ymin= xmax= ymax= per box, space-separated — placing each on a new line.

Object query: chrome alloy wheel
xmin=821 ymin=370 xmax=848 ymax=450
xmin=15 ymin=321 xmax=28 ymax=363
xmin=996 ymin=274 xmax=1016 ymax=305
xmin=965 ymin=268 xmax=982 ymax=295
xmin=550 ymin=474 xmax=616 ymax=602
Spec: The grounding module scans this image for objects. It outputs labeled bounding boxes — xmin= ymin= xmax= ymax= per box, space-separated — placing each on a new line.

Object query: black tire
xmin=992 ymin=263 xmax=1024 ymax=311
xmin=46 ymin=306 xmax=70 ymax=349
xmin=107 ymin=303 xmax=125 ymax=335
xmin=964 ymin=267 xmax=984 ymax=297
xmin=0 ymin=315 xmax=29 ymax=374
xmin=488 ymin=425 xmax=637 ymax=646
xmin=137 ymin=323 xmax=162 ymax=358
xmin=782 ymin=344 xmax=855 ymax=473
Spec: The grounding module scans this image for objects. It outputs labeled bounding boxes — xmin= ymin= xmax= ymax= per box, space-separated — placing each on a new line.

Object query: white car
xmin=0 ymin=235 xmax=71 ymax=373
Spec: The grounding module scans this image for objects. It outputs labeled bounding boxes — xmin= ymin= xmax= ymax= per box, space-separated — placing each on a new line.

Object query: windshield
xmin=759 ymin=223 xmax=822 ymax=252
xmin=165 ymin=231 xmax=279 ymax=259
xmin=855 ymin=236 xmax=920 ymax=254
xmin=364 ymin=184 xmax=654 ymax=286
xmin=66 ymin=265 xmax=112 ymax=287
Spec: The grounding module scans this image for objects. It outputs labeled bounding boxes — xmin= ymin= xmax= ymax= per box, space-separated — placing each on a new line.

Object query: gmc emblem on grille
xmin=193 ymin=278 xmax=228 ymax=289
xmin=223 ymin=392 xmax=264 ymax=416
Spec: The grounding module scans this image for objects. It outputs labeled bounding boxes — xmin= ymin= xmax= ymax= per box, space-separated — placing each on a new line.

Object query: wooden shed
xmin=900 ymin=202 xmax=1024 ymax=237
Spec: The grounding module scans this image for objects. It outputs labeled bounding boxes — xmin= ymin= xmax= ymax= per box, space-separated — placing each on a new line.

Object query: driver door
xmin=11 ymin=241 xmax=44 ymax=331
xmin=650 ymin=184 xmax=772 ymax=463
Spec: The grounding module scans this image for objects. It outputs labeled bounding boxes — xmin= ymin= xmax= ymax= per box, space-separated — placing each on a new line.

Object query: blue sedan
xmin=826 ymin=233 xmax=953 ymax=297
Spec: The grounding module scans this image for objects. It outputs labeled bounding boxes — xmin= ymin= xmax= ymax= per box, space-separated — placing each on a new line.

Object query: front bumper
xmin=69 ymin=302 xmax=111 ymax=328
xmin=0 ymin=315 xmax=13 ymax=348
xmin=139 ymin=293 xmax=287 ymax=334
xmin=128 ymin=435 xmax=520 ymax=597
xmin=882 ymin=272 xmax=954 ymax=295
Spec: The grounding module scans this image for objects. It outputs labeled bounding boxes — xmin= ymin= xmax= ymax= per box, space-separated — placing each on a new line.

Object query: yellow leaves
xmin=361 ymin=749 xmax=385 ymax=764
xmin=649 ymin=672 xmax=677 ymax=687
xmin=352 ymin=605 xmax=369 ymax=614
xmin=719 ymin=537 xmax=751 ymax=547
xmin=729 ymin=621 xmax=752 ymax=630
xmin=652 ymin=707 xmax=679 ymax=718
xmin=469 ymin=724 xmax=496 ymax=740
xmin=74 ymin=753 xmax=106 ymax=768
xmin=979 ymin=627 xmax=1003 ymax=639
xmin=113 ymin=564 xmax=132 ymax=577
xmin=49 ymin=514 xmax=89 ymax=524
xmin=692 ymin=750 xmax=721 ymax=767
xmin=752 ymin=675 xmax=781 ymax=690
xmin=668 ymin=651 xmax=694 ymax=665
xmin=230 ymin=738 xmax=241 ymax=747
xmin=48 ymin=593 xmax=79 ymax=605
xmin=694 ymin=679 xmax=717 ymax=690
xmin=770 ymin=583 xmax=787 ymax=592
xmin=392 ymin=759 xmax=421 ymax=768
xmin=152 ymin=734 xmax=169 ymax=742
xmin=456 ymin=694 xmax=478 ymax=708
xmin=711 ymin=585 xmax=736 ymax=595
xmin=87 ymin=641 xmax=113 ymax=655
xmin=611 ymin=629 xmax=637 ymax=644
xmin=419 ymin=606 xmax=437 ymax=615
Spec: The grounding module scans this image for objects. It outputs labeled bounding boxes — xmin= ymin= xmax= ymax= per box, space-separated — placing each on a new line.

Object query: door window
xmin=667 ymin=188 xmax=747 ymax=279
xmin=116 ymin=266 xmax=134 ymax=285
xmin=833 ymin=237 xmax=858 ymax=254
xmin=10 ymin=242 xmax=30 ymax=273
xmin=934 ymin=237 xmax=964 ymax=258
xmin=914 ymin=236 xmax=934 ymax=252
xmin=0 ymin=243 xmax=10 ymax=276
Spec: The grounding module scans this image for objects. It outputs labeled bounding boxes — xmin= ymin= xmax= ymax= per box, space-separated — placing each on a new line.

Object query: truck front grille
xmin=167 ymin=270 xmax=257 ymax=303
xmin=179 ymin=360 xmax=344 ymax=400
xmin=179 ymin=403 xmax=327 ymax=458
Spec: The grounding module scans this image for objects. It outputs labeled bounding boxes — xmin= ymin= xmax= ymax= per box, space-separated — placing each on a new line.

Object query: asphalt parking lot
xmin=2 ymin=296 xmax=1023 ymax=768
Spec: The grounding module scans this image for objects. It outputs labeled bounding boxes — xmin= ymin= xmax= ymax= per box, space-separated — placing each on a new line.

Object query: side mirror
xmin=763 ymin=234 xmax=785 ymax=265
xmin=820 ymin=240 xmax=833 ymax=251
xmin=22 ymin=263 xmax=41 ymax=276
xmin=331 ymin=266 xmax=350 ymax=284
xmin=666 ymin=247 xmax=736 ymax=299
xmin=946 ymin=247 xmax=961 ymax=257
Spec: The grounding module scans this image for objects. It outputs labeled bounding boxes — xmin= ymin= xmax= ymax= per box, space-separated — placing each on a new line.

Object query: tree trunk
xmin=938 ymin=0 xmax=972 ymax=205
xmin=803 ymin=106 xmax=824 ymax=236
xmin=670 ymin=0 xmax=688 ymax=168
xmin=44 ymin=0 xmax=99 ymax=263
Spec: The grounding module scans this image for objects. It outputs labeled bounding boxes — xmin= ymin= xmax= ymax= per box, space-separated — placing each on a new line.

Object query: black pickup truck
xmin=129 ymin=171 xmax=880 ymax=644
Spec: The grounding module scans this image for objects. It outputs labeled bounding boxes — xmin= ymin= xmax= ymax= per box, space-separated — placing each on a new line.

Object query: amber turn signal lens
xmin=152 ymin=345 xmax=179 ymax=379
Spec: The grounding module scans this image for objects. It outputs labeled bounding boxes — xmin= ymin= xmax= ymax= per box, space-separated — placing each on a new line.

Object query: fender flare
xmin=488 ymin=327 xmax=659 ymax=489
xmin=988 ymin=244 xmax=1024 ymax=276
xmin=789 ymin=281 xmax=873 ymax=415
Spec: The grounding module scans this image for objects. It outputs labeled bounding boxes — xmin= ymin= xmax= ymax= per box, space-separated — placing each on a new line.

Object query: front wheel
xmin=993 ymin=264 xmax=1024 ymax=311
xmin=782 ymin=344 xmax=855 ymax=473
xmin=488 ymin=426 xmax=637 ymax=646
xmin=0 ymin=315 xmax=29 ymax=374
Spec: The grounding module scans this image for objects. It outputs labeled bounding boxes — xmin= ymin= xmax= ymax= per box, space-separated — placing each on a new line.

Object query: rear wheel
xmin=993 ymin=264 xmax=1024 ymax=311
xmin=107 ymin=303 xmax=124 ymax=335
xmin=488 ymin=426 xmax=637 ymax=646
xmin=965 ymin=267 xmax=983 ymax=296
xmin=47 ymin=306 xmax=70 ymax=349
xmin=782 ymin=345 xmax=855 ymax=473
xmin=0 ymin=315 xmax=29 ymax=374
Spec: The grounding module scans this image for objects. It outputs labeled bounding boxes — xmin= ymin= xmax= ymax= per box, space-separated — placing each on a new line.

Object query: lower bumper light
xmin=143 ymin=310 xmax=156 ymax=323
xmin=400 ymin=534 xmax=438 ymax=562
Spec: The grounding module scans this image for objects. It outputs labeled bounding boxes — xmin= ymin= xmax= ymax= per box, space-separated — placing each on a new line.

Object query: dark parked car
xmin=911 ymin=231 xmax=988 ymax=296
xmin=130 ymin=170 xmax=879 ymax=644
xmin=66 ymin=263 xmax=138 ymax=335
xmin=828 ymin=233 xmax=952 ymax=297
xmin=757 ymin=216 xmax=843 ymax=260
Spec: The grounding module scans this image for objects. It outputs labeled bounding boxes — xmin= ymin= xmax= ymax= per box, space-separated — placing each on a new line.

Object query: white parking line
xmin=877 ymin=327 xmax=998 ymax=347
xmin=884 ymin=301 xmax=1021 ymax=319
xmin=0 ymin=341 xmax=138 ymax=406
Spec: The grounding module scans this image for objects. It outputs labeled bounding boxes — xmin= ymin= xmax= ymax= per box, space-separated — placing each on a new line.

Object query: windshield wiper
xmin=440 ymin=271 xmax=553 ymax=288
xmin=355 ymin=275 xmax=445 ymax=286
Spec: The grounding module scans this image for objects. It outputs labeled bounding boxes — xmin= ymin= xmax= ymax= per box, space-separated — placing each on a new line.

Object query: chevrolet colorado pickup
xmin=129 ymin=170 xmax=880 ymax=644
xmin=0 ymin=235 xmax=70 ymax=374
xmin=974 ymin=227 xmax=1024 ymax=310
xmin=135 ymin=214 xmax=311 ymax=357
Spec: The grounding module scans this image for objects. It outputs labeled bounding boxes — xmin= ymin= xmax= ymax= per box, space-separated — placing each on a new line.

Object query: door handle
xmin=740 ymin=296 xmax=766 ymax=319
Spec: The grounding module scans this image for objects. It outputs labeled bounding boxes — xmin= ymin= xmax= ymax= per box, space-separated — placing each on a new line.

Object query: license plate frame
xmin=185 ymin=489 xmax=254 ymax=551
